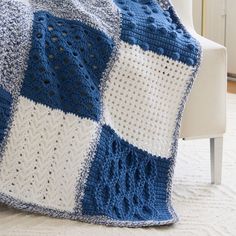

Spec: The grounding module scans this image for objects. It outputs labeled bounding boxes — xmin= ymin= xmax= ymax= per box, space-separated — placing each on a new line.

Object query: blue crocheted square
xmin=0 ymin=86 xmax=12 ymax=146
xmin=80 ymin=125 xmax=175 ymax=223
xmin=21 ymin=11 xmax=114 ymax=121
xmin=114 ymin=0 xmax=199 ymax=66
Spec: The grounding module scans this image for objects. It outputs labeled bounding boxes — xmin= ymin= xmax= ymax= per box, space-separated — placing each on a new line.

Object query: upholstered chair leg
xmin=210 ymin=137 xmax=223 ymax=184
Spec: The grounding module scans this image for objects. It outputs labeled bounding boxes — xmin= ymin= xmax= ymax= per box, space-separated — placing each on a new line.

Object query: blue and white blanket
xmin=0 ymin=0 xmax=201 ymax=227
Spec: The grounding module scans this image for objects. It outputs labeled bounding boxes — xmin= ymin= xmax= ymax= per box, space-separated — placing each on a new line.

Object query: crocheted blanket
xmin=0 ymin=0 xmax=201 ymax=227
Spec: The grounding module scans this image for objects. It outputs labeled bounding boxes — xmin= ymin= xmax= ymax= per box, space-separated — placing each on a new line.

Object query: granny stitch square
xmin=0 ymin=0 xmax=201 ymax=227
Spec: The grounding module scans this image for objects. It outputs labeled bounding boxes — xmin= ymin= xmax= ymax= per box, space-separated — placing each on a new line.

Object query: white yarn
xmin=103 ymin=42 xmax=194 ymax=158
xmin=0 ymin=97 xmax=99 ymax=211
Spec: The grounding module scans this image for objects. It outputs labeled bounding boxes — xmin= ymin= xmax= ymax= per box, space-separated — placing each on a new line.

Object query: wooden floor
xmin=228 ymin=80 xmax=236 ymax=94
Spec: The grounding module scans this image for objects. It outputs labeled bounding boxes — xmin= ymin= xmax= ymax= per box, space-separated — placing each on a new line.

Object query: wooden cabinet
xmin=193 ymin=0 xmax=235 ymax=75
xmin=192 ymin=0 xmax=203 ymax=34
xmin=203 ymin=0 xmax=226 ymax=46
xmin=226 ymin=0 xmax=236 ymax=76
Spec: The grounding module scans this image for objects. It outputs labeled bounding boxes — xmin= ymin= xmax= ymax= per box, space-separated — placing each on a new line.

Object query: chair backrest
xmin=171 ymin=0 xmax=195 ymax=31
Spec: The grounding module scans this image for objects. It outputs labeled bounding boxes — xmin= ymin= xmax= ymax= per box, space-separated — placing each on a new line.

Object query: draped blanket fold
xmin=0 ymin=0 xmax=201 ymax=227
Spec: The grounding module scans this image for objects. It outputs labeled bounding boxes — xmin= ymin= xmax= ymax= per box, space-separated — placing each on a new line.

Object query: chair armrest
xmin=180 ymin=33 xmax=227 ymax=139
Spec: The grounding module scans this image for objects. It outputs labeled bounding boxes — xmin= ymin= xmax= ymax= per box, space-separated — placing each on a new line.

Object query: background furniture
xmin=172 ymin=0 xmax=227 ymax=184
xmin=226 ymin=0 xmax=236 ymax=77
xmin=192 ymin=0 xmax=235 ymax=77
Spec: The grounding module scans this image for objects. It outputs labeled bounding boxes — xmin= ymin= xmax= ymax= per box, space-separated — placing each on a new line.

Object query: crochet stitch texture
xmin=0 ymin=0 xmax=201 ymax=227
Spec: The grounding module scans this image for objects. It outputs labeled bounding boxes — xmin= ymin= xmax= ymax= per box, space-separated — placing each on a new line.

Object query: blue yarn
xmin=0 ymin=86 xmax=12 ymax=145
xmin=81 ymin=125 xmax=174 ymax=222
xmin=21 ymin=11 xmax=114 ymax=121
xmin=113 ymin=0 xmax=199 ymax=66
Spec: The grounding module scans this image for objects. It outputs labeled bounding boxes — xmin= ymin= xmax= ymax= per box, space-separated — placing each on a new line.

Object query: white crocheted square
xmin=0 ymin=97 xmax=99 ymax=211
xmin=103 ymin=42 xmax=194 ymax=158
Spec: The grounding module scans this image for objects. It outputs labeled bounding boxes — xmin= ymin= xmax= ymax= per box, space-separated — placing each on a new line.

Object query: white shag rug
xmin=0 ymin=94 xmax=236 ymax=236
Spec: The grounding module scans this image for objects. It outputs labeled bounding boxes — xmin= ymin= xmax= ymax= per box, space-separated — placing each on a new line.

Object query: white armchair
xmin=172 ymin=0 xmax=227 ymax=184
